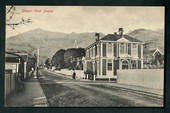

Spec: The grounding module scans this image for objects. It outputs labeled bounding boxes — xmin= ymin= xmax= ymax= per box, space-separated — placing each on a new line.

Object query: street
xmin=38 ymin=69 xmax=163 ymax=107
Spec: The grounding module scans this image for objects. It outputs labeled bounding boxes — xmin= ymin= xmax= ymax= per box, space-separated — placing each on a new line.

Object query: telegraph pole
xmin=37 ymin=48 xmax=39 ymax=68
xmin=34 ymin=48 xmax=39 ymax=79
xmin=37 ymin=48 xmax=39 ymax=78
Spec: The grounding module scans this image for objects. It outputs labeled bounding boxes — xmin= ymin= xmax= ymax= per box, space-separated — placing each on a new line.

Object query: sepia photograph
xmin=5 ymin=6 xmax=164 ymax=107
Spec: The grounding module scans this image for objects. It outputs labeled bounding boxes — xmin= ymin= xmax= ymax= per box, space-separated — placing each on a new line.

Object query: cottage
xmin=5 ymin=52 xmax=28 ymax=79
xmin=143 ymin=48 xmax=164 ymax=69
xmin=83 ymin=28 xmax=143 ymax=79
xmin=5 ymin=52 xmax=22 ymax=99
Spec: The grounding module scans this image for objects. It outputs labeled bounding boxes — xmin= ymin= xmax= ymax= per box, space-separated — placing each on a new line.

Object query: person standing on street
xmin=72 ymin=69 xmax=76 ymax=80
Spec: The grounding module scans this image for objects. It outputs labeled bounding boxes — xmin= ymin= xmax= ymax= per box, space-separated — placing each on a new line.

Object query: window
xmin=93 ymin=46 xmax=95 ymax=57
xmin=108 ymin=42 xmax=112 ymax=56
xmin=87 ymin=61 xmax=93 ymax=72
xmin=128 ymin=43 xmax=131 ymax=55
xmin=138 ymin=45 xmax=141 ymax=58
xmin=113 ymin=43 xmax=117 ymax=57
xmin=86 ymin=49 xmax=89 ymax=57
xmin=125 ymin=43 xmax=128 ymax=54
xmin=90 ymin=48 xmax=93 ymax=57
xmin=95 ymin=45 xmax=97 ymax=56
xmin=131 ymin=60 xmax=136 ymax=69
xmin=97 ymin=44 xmax=100 ymax=56
xmin=133 ymin=43 xmax=137 ymax=48
xmin=91 ymin=47 xmax=93 ymax=57
xmin=107 ymin=59 xmax=112 ymax=71
xmin=103 ymin=43 xmax=106 ymax=57
xmin=120 ymin=43 xmax=125 ymax=54
xmin=132 ymin=43 xmax=137 ymax=57
xmin=122 ymin=60 xmax=128 ymax=69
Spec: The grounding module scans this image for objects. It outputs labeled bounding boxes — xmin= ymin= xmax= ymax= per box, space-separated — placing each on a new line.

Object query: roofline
xmin=101 ymin=40 xmax=143 ymax=44
xmin=85 ymin=41 xmax=101 ymax=50
xmin=6 ymin=52 xmax=24 ymax=61
xmin=152 ymin=48 xmax=164 ymax=56
xmin=85 ymin=34 xmax=144 ymax=50
xmin=86 ymin=40 xmax=144 ymax=50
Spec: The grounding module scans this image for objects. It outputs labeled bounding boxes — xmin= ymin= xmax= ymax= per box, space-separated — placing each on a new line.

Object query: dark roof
xmin=100 ymin=34 xmax=120 ymax=41
xmin=6 ymin=52 xmax=20 ymax=58
xmin=100 ymin=34 xmax=141 ymax=42
xmin=6 ymin=52 xmax=25 ymax=61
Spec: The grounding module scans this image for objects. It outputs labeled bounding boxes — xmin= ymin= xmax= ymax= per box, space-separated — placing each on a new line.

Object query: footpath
xmin=5 ymin=77 xmax=48 ymax=107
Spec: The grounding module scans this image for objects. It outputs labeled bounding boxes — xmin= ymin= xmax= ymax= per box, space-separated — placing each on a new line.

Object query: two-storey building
xmin=83 ymin=28 xmax=143 ymax=79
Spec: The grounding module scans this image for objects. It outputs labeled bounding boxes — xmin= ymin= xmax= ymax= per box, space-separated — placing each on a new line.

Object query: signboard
xmin=5 ymin=57 xmax=20 ymax=63
xmin=5 ymin=63 xmax=18 ymax=73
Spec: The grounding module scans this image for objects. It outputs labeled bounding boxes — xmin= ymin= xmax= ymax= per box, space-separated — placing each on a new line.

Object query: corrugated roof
xmin=100 ymin=34 xmax=120 ymax=41
xmin=100 ymin=34 xmax=141 ymax=42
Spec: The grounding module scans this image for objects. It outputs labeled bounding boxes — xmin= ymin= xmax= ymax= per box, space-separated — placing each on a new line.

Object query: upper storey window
xmin=90 ymin=48 xmax=93 ymax=58
xmin=131 ymin=43 xmax=138 ymax=57
xmin=103 ymin=43 xmax=106 ymax=57
xmin=93 ymin=46 xmax=95 ymax=57
xmin=86 ymin=49 xmax=89 ymax=58
xmin=120 ymin=43 xmax=125 ymax=55
xmin=107 ymin=42 xmax=112 ymax=56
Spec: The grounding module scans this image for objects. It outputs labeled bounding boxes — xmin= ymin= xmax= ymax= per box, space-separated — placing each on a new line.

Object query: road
xmin=38 ymin=69 xmax=163 ymax=107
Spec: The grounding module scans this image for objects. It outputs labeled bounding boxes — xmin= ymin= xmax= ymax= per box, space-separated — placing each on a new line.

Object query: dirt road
xmin=38 ymin=69 xmax=163 ymax=107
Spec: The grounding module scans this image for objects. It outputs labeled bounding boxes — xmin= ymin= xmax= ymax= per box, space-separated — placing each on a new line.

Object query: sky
xmin=6 ymin=6 xmax=165 ymax=38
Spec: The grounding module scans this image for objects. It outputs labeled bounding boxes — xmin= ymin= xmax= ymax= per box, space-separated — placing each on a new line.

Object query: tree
xmin=51 ymin=49 xmax=66 ymax=68
xmin=64 ymin=48 xmax=85 ymax=69
xmin=64 ymin=49 xmax=75 ymax=69
xmin=6 ymin=6 xmax=32 ymax=29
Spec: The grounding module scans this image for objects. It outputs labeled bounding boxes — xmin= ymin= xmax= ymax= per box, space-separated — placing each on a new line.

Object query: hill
xmin=6 ymin=28 xmax=104 ymax=64
xmin=127 ymin=28 xmax=164 ymax=51
xmin=6 ymin=28 xmax=164 ymax=64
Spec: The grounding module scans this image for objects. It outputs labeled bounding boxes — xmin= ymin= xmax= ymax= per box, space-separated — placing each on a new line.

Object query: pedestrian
xmin=72 ymin=69 xmax=76 ymax=80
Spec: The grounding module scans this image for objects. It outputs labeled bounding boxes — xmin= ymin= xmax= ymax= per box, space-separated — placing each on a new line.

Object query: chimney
xmin=114 ymin=32 xmax=117 ymax=35
xmin=95 ymin=33 xmax=100 ymax=41
xmin=118 ymin=28 xmax=123 ymax=37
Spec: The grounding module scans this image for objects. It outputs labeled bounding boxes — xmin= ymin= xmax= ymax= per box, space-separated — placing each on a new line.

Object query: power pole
xmin=34 ymin=48 xmax=39 ymax=79
xmin=37 ymin=48 xmax=39 ymax=78
xmin=37 ymin=48 xmax=39 ymax=67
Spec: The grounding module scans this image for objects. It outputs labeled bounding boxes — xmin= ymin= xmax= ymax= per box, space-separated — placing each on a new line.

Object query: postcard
xmin=5 ymin=6 xmax=164 ymax=107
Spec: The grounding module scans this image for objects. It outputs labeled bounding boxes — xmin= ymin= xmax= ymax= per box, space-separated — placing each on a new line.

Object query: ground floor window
xmin=107 ymin=59 xmax=112 ymax=71
xmin=122 ymin=60 xmax=128 ymax=69
xmin=131 ymin=60 xmax=137 ymax=69
xmin=87 ymin=61 xmax=93 ymax=72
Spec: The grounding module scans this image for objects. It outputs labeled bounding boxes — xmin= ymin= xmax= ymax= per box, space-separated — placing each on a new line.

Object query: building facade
xmin=83 ymin=28 xmax=143 ymax=79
